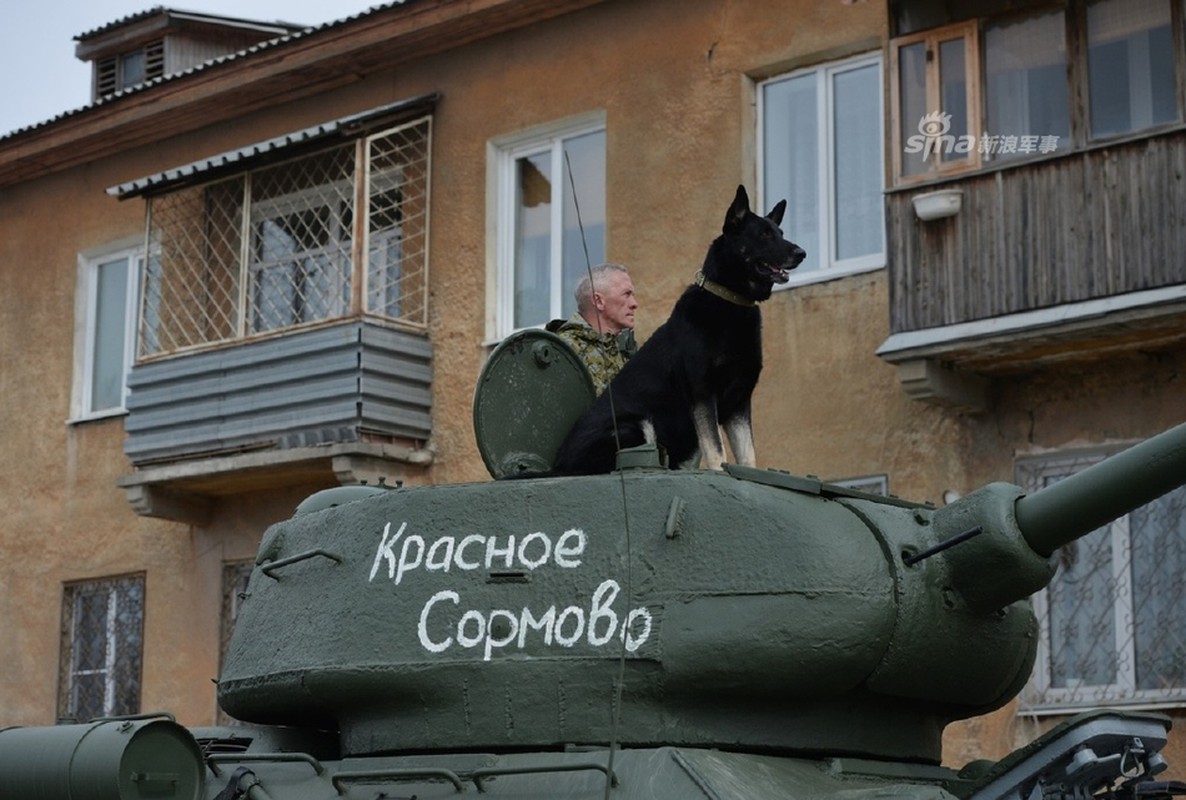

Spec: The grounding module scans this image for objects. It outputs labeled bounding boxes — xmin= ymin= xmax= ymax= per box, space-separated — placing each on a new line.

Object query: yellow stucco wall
xmin=2 ymin=0 xmax=1184 ymax=774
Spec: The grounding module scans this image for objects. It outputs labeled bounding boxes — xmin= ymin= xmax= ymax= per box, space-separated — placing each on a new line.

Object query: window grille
xmin=1018 ymin=450 xmax=1186 ymax=712
xmin=248 ymin=146 xmax=356 ymax=333
xmin=142 ymin=116 xmax=431 ymax=357
xmin=58 ymin=575 xmax=145 ymax=722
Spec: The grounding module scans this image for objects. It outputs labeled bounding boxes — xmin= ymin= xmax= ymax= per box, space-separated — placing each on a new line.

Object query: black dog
xmin=548 ymin=185 xmax=805 ymax=475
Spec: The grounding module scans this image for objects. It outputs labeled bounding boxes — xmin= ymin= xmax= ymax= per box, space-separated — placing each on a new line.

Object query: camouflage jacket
xmin=546 ymin=314 xmax=637 ymax=395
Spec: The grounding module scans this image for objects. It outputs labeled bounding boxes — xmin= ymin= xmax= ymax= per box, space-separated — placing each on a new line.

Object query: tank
xmin=4 ymin=333 xmax=1186 ymax=800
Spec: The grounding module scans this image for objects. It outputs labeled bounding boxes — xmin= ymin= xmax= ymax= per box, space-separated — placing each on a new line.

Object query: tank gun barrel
xmin=927 ymin=420 xmax=1186 ymax=615
xmin=1016 ymin=419 xmax=1186 ymax=557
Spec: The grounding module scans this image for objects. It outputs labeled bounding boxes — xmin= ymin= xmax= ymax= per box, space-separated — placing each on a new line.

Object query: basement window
xmin=58 ymin=575 xmax=145 ymax=722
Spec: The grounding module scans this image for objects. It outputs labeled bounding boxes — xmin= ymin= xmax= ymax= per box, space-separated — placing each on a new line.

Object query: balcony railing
xmin=882 ymin=131 xmax=1186 ymax=402
xmin=885 ymin=131 xmax=1186 ymax=344
xmin=879 ymin=130 xmax=1186 ymax=409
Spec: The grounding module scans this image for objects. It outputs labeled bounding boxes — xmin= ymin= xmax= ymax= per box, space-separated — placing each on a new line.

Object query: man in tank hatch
xmin=546 ymin=262 xmax=639 ymax=395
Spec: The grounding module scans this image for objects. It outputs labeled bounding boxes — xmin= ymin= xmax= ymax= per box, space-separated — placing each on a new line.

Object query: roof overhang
xmin=108 ymin=92 xmax=439 ymax=200
xmin=0 ymin=0 xmax=605 ymax=189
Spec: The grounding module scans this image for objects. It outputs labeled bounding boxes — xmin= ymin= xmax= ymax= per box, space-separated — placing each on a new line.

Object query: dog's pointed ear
xmin=724 ymin=185 xmax=750 ymax=232
xmin=766 ymin=199 xmax=787 ymax=227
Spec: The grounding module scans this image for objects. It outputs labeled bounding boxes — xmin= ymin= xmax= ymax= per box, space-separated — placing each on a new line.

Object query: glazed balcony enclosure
xmin=877 ymin=0 xmax=1186 ymax=410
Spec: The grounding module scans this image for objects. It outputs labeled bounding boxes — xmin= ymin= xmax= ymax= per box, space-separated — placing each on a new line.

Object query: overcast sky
xmin=0 ymin=1 xmax=387 ymax=136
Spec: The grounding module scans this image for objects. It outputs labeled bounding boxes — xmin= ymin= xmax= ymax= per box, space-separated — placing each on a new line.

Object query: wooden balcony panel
xmin=888 ymin=134 xmax=1186 ymax=336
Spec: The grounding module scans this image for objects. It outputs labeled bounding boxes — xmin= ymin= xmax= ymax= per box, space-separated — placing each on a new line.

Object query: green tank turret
xmin=3 ymin=334 xmax=1186 ymax=799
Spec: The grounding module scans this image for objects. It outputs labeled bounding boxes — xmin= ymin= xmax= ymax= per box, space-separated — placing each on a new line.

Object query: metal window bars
xmin=57 ymin=575 xmax=145 ymax=722
xmin=1017 ymin=451 xmax=1186 ymax=712
xmin=141 ymin=116 xmax=431 ymax=358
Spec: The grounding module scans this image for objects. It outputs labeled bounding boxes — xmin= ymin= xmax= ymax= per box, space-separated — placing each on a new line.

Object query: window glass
xmin=368 ymin=179 xmax=404 ymax=318
xmin=248 ymin=147 xmax=354 ymax=334
xmin=1130 ymin=488 xmax=1186 ymax=691
xmin=832 ymin=63 xmax=883 ymax=262
xmin=498 ymin=123 xmax=606 ymax=336
xmin=938 ymin=37 xmax=969 ymax=162
xmin=91 ymin=257 xmax=131 ymax=412
xmin=121 ymin=50 xmax=146 ymax=88
xmin=898 ymin=42 xmax=929 ymax=177
xmin=986 ymin=11 xmax=1070 ymax=159
xmin=762 ymin=54 xmax=883 ymax=278
xmin=513 ymin=151 xmax=553 ymax=330
xmin=250 ymin=198 xmax=349 ymax=332
xmin=763 ymin=73 xmax=820 ymax=271
xmin=1087 ymin=0 xmax=1176 ymax=138
xmin=561 ymin=131 xmax=606 ymax=321
xmin=1046 ymin=514 xmax=1119 ymax=689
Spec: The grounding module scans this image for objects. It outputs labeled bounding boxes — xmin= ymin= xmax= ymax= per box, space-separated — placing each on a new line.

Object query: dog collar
xmin=693 ymin=271 xmax=755 ymax=307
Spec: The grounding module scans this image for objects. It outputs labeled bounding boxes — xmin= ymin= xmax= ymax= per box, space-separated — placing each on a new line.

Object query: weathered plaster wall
xmin=3 ymin=0 xmax=1184 ymax=773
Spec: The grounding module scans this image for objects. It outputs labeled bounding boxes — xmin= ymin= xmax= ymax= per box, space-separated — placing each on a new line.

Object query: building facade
xmin=0 ymin=0 xmax=1184 ymax=771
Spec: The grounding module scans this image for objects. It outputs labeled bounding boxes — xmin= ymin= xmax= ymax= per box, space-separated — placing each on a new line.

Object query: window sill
xmin=778 ymin=260 xmax=885 ymax=290
xmin=67 ymin=407 xmax=129 ymax=426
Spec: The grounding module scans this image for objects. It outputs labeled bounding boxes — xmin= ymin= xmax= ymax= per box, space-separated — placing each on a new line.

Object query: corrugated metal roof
xmin=0 ymin=2 xmax=404 ymax=143
xmin=73 ymin=6 xmax=307 ymax=42
xmin=106 ymin=92 xmax=438 ymax=199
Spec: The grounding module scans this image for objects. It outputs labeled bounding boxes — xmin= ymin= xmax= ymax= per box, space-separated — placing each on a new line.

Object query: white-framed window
xmin=249 ymin=179 xmax=353 ymax=334
xmin=1018 ymin=450 xmax=1186 ymax=713
xmin=760 ymin=53 xmax=885 ymax=284
xmin=491 ymin=113 xmax=606 ymax=339
xmin=74 ymin=244 xmax=150 ymax=419
xmin=58 ymin=575 xmax=145 ymax=722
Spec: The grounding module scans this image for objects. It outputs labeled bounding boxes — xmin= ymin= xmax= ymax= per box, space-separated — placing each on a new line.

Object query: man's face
xmin=593 ymin=271 xmax=637 ymax=334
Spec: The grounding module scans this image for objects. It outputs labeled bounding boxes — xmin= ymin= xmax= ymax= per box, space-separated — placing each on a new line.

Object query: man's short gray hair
xmin=574 ymin=263 xmax=629 ymax=314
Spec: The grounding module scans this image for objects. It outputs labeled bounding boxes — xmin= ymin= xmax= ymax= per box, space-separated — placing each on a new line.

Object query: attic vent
xmin=144 ymin=39 xmax=165 ymax=81
xmin=92 ymin=38 xmax=166 ymax=100
xmin=95 ymin=56 xmax=118 ymax=97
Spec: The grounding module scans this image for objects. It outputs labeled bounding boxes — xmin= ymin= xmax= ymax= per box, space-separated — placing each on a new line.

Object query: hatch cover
xmin=473 ymin=329 xmax=596 ymax=479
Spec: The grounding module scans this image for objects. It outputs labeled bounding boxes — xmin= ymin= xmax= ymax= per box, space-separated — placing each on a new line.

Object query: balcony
xmin=878 ymin=131 xmax=1186 ymax=411
xmin=108 ymin=106 xmax=436 ymax=521
xmin=117 ymin=321 xmax=432 ymax=523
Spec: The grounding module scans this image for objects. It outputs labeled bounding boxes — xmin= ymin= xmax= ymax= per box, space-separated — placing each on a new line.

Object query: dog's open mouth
xmin=761 ymin=263 xmax=794 ymax=284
